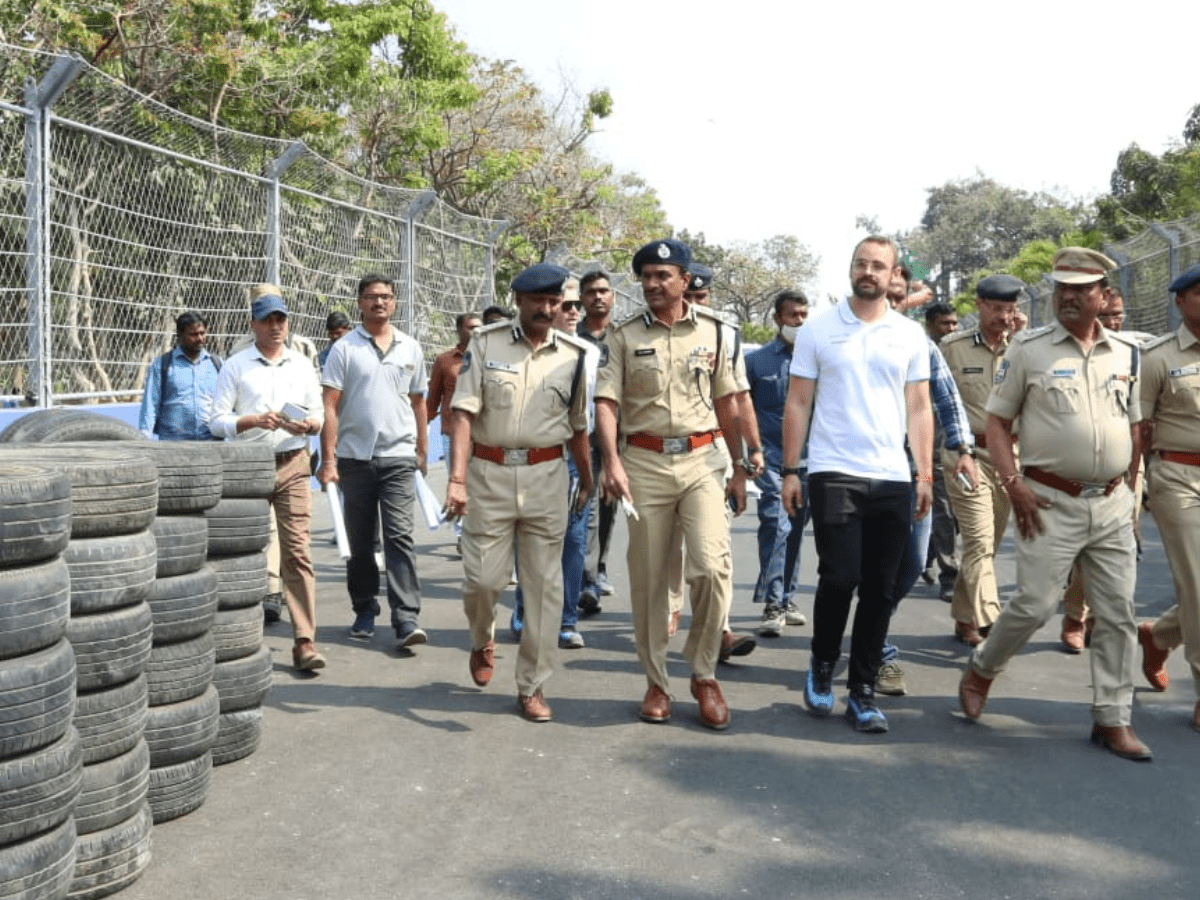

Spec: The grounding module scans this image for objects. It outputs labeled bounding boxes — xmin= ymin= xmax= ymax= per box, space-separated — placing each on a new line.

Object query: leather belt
xmin=1159 ymin=450 xmax=1200 ymax=467
xmin=973 ymin=432 xmax=1017 ymax=450
xmin=1023 ymin=466 xmax=1121 ymax=498
xmin=625 ymin=430 xmax=722 ymax=455
xmin=472 ymin=443 xmax=563 ymax=466
xmin=274 ymin=447 xmax=306 ymax=464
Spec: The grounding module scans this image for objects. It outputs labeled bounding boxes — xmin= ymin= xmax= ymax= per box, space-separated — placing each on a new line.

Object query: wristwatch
xmin=781 ymin=466 xmax=803 ymax=477
xmin=957 ymin=444 xmax=976 ymax=458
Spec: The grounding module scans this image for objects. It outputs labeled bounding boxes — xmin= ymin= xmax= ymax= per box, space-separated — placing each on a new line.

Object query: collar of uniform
xmin=641 ymin=303 xmax=697 ymax=328
xmin=1177 ymin=323 xmax=1200 ymax=351
xmin=1049 ymin=319 xmax=1110 ymax=347
xmin=510 ymin=322 xmax=560 ymax=349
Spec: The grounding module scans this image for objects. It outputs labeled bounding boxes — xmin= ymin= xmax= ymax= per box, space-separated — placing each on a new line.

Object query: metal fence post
xmin=24 ymin=54 xmax=84 ymax=408
xmin=485 ymin=221 xmax=509 ymax=307
xmin=402 ymin=191 xmax=437 ymax=334
xmin=266 ymin=142 xmax=307 ymax=285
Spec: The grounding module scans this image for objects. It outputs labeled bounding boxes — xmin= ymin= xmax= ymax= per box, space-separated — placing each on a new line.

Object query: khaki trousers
xmin=461 ymin=456 xmax=567 ymax=696
xmin=272 ymin=449 xmax=317 ymax=642
xmin=1147 ymin=458 xmax=1200 ymax=696
xmin=946 ymin=452 xmax=1011 ymax=628
xmin=971 ymin=484 xmax=1137 ymax=726
xmin=625 ymin=446 xmax=731 ymax=689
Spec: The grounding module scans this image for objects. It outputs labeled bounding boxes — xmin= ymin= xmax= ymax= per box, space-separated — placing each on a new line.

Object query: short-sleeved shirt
xmin=450 ymin=321 xmax=590 ymax=448
xmin=940 ymin=327 xmax=1011 ymax=438
xmin=790 ymin=303 xmax=930 ymax=482
xmin=1139 ymin=324 xmax=1200 ymax=453
xmin=986 ymin=321 xmax=1140 ymax=482
xmin=595 ymin=304 xmax=740 ymax=436
xmin=208 ymin=343 xmax=323 ymax=453
xmin=322 ymin=325 xmax=427 ymax=459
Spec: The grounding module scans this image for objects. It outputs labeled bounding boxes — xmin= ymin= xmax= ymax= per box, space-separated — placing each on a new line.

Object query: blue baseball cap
xmin=251 ymin=293 xmax=289 ymax=320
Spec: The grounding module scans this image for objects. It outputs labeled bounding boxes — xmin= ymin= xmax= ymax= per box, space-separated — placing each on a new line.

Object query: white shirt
xmin=790 ymin=302 xmax=930 ymax=482
xmin=208 ymin=342 xmax=323 ymax=452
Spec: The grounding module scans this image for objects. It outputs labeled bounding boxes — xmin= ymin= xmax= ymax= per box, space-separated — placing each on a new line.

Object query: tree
xmin=901 ymin=173 xmax=1081 ymax=299
xmin=1095 ymin=135 xmax=1200 ymax=240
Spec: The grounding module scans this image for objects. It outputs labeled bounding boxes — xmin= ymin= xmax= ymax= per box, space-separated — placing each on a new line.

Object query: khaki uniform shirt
xmin=986 ymin=322 xmax=1140 ymax=482
xmin=596 ymin=304 xmax=740 ymax=436
xmin=450 ymin=321 xmax=589 ymax=447
xmin=1140 ymin=324 xmax=1200 ymax=452
xmin=941 ymin=327 xmax=1011 ymax=439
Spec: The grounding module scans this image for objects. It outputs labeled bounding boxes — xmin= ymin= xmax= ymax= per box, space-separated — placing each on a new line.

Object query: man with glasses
xmin=318 ymin=274 xmax=430 ymax=651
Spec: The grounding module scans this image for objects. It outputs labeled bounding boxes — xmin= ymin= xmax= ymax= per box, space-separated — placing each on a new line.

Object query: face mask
xmin=779 ymin=324 xmax=799 ymax=344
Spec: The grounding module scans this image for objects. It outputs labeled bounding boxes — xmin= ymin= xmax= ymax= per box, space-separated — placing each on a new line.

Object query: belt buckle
xmin=1078 ymin=483 xmax=1106 ymax=498
xmin=502 ymin=448 xmax=527 ymax=466
xmin=661 ymin=436 xmax=688 ymax=455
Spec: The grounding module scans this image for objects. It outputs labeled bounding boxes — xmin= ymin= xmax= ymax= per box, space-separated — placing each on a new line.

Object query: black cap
xmin=687 ymin=264 xmax=713 ymax=291
xmin=511 ymin=263 xmax=570 ymax=295
xmin=632 ymin=239 xmax=691 ymax=275
xmin=976 ymin=274 xmax=1026 ymax=302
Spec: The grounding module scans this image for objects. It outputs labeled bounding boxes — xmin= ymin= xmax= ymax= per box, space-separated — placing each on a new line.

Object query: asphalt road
xmin=121 ymin=467 xmax=1198 ymax=900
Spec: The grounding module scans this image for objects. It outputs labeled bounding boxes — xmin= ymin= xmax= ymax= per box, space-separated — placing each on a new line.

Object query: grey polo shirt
xmin=321 ymin=325 xmax=427 ymax=459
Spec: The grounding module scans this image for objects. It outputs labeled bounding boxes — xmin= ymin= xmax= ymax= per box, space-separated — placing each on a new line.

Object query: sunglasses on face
xmin=561 ymin=302 xmax=582 ymax=312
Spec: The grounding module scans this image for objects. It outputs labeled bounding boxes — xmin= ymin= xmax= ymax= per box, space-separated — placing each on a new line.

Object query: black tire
xmin=64 ymin=530 xmax=157 ymax=616
xmin=0 ymin=408 xmax=144 ymax=444
xmin=144 ymin=633 xmax=214 ymax=706
xmin=212 ymin=645 xmax=273 ymax=712
xmin=0 ymin=464 xmax=71 ymax=567
xmin=74 ymin=739 xmax=149 ymax=836
xmin=68 ymin=602 xmax=154 ymax=692
xmin=0 ymin=638 xmax=76 ymax=759
xmin=74 ymin=675 xmax=147 ymax=766
xmin=204 ymin=497 xmax=271 ymax=555
xmin=0 ymin=727 xmax=82 ymax=847
xmin=0 ymin=555 xmax=71 ymax=660
xmin=147 ymin=565 xmax=218 ymax=644
xmin=151 ymin=514 xmax=207 ymax=577
xmin=0 ymin=816 xmax=76 ymax=900
xmin=209 ymin=550 xmax=269 ymax=610
xmin=212 ymin=707 xmax=263 ymax=766
xmin=0 ymin=445 xmax=158 ymax=538
xmin=211 ymin=605 xmax=264 ymax=662
xmin=143 ymin=685 xmax=219 ymax=768
xmin=69 ymin=801 xmax=152 ymax=900
xmin=147 ymin=751 xmax=210 ymax=824
xmin=210 ymin=441 xmax=276 ymax=498
xmin=102 ymin=440 xmax=223 ymax=515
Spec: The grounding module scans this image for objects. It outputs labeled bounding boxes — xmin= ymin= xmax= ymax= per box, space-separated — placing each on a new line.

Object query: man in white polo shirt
xmin=782 ymin=235 xmax=933 ymax=733
xmin=318 ymin=273 xmax=429 ymax=651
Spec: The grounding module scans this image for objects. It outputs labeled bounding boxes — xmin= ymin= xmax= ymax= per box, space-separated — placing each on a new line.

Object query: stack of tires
xmin=1 ymin=445 xmax=160 ymax=900
xmin=0 ymin=464 xmax=78 ymax=900
xmin=205 ymin=443 xmax=277 ymax=766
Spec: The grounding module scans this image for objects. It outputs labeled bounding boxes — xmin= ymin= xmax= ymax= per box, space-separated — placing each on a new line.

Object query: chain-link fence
xmin=542 ymin=244 xmax=642 ymax=317
xmin=0 ymin=45 xmax=505 ymax=406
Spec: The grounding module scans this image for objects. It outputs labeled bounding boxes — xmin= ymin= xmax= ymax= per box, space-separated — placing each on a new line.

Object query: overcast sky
xmin=433 ymin=0 xmax=1196 ymax=299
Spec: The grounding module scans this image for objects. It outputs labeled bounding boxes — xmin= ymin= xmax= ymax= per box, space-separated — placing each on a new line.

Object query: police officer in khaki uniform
xmin=596 ymin=239 xmax=748 ymax=730
xmin=959 ymin=247 xmax=1152 ymax=761
xmin=444 ymin=263 xmax=592 ymax=723
xmin=940 ymin=274 xmax=1023 ymax=646
xmin=1136 ymin=263 xmax=1200 ymax=733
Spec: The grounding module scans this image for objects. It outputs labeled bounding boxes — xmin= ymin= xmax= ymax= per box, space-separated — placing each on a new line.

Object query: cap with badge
xmin=1168 ymin=263 xmax=1200 ymax=295
xmin=976 ymin=274 xmax=1026 ymax=302
xmin=632 ymin=239 xmax=691 ymax=275
xmin=511 ymin=263 xmax=570 ymax=295
xmin=251 ymin=293 xmax=289 ymax=320
xmin=1049 ymin=247 xmax=1117 ymax=284
xmin=687 ymin=263 xmax=713 ymax=291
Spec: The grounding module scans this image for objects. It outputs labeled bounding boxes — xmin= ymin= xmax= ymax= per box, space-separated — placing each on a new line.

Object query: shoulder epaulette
xmin=1142 ymin=333 xmax=1175 ymax=353
xmin=1013 ymin=324 xmax=1055 ymax=343
xmin=613 ymin=308 xmax=649 ymax=329
xmin=475 ymin=320 xmax=510 ymax=335
xmin=554 ymin=330 xmax=591 ymax=354
xmin=940 ymin=329 xmax=976 ymax=347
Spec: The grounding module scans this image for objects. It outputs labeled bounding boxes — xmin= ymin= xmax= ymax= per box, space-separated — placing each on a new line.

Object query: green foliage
xmin=1095 ymin=139 xmax=1200 ymax=240
xmin=740 ymin=322 xmax=775 ymax=345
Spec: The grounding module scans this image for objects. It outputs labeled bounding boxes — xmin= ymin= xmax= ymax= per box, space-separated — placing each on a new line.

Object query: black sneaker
xmin=845 ymin=687 xmax=888 ymax=733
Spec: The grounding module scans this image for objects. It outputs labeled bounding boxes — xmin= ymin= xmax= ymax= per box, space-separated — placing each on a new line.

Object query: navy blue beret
xmin=632 ymin=239 xmax=691 ymax=275
xmin=687 ymin=264 xmax=713 ymax=291
xmin=976 ymin=274 xmax=1026 ymax=302
xmin=1168 ymin=263 xmax=1200 ymax=295
xmin=511 ymin=263 xmax=570 ymax=295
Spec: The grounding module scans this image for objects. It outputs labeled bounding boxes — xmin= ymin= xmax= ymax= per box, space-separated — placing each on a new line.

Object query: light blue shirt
xmin=138 ymin=346 xmax=221 ymax=441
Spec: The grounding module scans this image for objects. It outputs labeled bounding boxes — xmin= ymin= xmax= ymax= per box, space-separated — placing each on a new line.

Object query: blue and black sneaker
xmin=349 ymin=612 xmax=375 ymax=639
xmin=846 ymin=688 xmax=889 ymax=733
xmin=510 ymin=604 xmax=524 ymax=639
xmin=804 ymin=659 xmax=836 ymax=716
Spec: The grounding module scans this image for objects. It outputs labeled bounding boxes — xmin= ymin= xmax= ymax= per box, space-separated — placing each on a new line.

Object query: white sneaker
xmin=785 ymin=602 xmax=807 ymax=626
xmin=758 ymin=605 xmax=785 ymax=637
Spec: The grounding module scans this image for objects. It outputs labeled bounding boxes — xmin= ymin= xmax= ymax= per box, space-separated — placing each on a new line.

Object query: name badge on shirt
xmin=485 ymin=360 xmax=518 ymax=374
xmin=1169 ymin=365 xmax=1200 ymax=377
xmin=962 ymin=366 xmax=984 ymax=374
xmin=1051 ymin=368 xmax=1077 ymax=378
xmin=635 ymin=348 xmax=656 ymax=357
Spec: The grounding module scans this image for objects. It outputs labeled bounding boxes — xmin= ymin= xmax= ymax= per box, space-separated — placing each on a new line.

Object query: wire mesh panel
xmin=0 ymin=105 xmax=30 ymax=400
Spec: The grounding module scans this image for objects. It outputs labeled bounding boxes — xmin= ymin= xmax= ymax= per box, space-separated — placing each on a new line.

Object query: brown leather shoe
xmin=517 ymin=689 xmax=552 ymax=723
xmin=1090 ymin=724 xmax=1153 ymax=761
xmin=639 ymin=685 xmax=671 ymax=724
xmin=690 ymin=676 xmax=730 ymax=730
xmin=1060 ymin=616 xmax=1086 ymax=654
xmin=718 ymin=630 xmax=756 ymax=663
xmin=958 ymin=665 xmax=993 ymax=720
xmin=954 ymin=621 xmax=983 ymax=647
xmin=469 ymin=640 xmax=495 ymax=687
xmin=292 ymin=639 xmax=326 ymax=671
xmin=668 ymin=609 xmax=681 ymax=637
xmin=1137 ymin=622 xmax=1170 ymax=691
